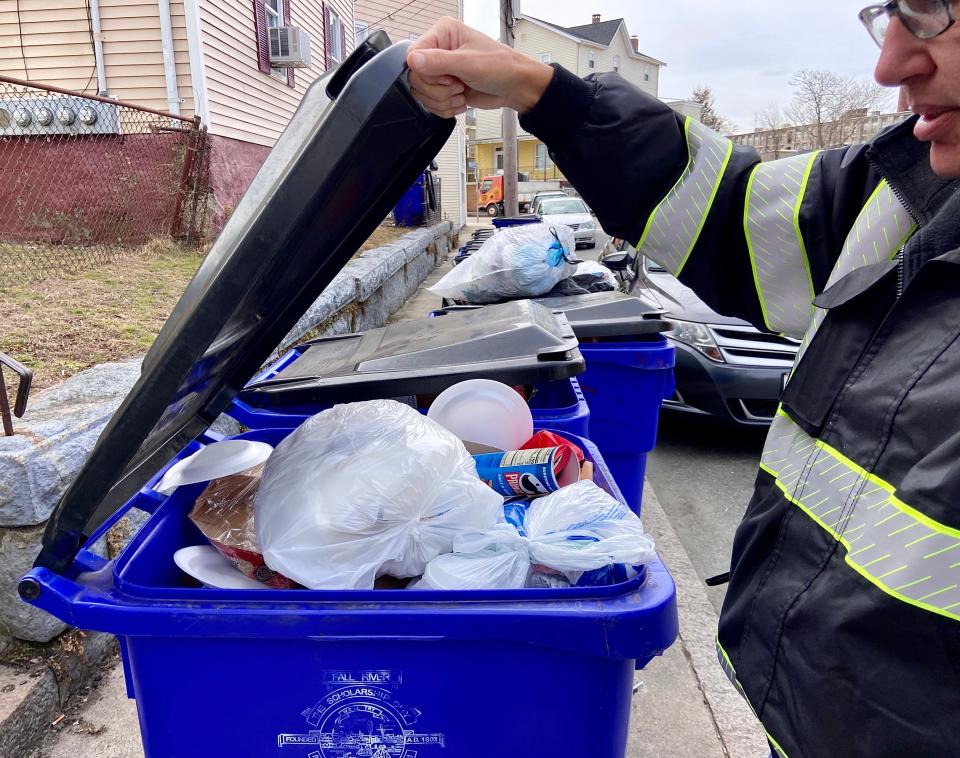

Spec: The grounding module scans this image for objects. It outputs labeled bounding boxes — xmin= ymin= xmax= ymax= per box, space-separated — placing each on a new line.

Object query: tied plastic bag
xmin=430 ymin=223 xmax=578 ymax=304
xmin=189 ymin=465 xmax=299 ymax=589
xmin=414 ymin=481 xmax=656 ymax=590
xmin=254 ymin=400 xmax=504 ymax=590
xmin=573 ymin=260 xmax=619 ymax=290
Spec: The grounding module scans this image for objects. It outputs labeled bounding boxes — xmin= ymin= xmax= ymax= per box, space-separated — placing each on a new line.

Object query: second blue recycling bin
xmin=431 ymin=292 xmax=675 ymax=511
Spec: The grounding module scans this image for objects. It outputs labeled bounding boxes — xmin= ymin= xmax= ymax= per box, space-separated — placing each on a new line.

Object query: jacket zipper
xmin=873 ymin=165 xmax=919 ymax=300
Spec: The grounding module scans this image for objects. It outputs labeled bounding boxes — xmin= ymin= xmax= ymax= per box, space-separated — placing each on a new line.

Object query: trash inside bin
xmin=431 ymin=292 xmax=676 ymax=511
xmin=19 ymin=34 xmax=677 ymax=758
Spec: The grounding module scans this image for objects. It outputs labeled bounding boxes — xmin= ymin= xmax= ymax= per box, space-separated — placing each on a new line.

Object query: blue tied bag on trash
xmin=429 ymin=222 xmax=579 ymax=304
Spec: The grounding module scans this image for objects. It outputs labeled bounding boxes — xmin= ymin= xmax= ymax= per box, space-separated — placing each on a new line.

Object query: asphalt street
xmin=646 ymin=410 xmax=769 ymax=615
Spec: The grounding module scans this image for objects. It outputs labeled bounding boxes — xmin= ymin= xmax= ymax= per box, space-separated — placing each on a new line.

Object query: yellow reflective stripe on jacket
xmin=744 ymin=152 xmax=819 ymax=339
xmin=794 ymin=181 xmax=916 ymax=366
xmin=635 ymin=117 xmax=733 ymax=277
xmin=761 ymin=411 xmax=960 ymax=622
xmin=716 ymin=638 xmax=790 ymax=758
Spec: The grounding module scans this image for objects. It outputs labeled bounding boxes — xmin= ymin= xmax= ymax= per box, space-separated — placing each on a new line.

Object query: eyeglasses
xmin=859 ymin=0 xmax=956 ymax=46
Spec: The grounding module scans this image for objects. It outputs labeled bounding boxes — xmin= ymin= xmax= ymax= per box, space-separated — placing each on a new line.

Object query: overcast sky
xmin=463 ymin=0 xmax=894 ymax=130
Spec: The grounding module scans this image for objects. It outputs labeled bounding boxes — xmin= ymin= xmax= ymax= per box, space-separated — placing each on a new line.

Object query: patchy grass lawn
xmin=1 ymin=225 xmax=409 ymax=396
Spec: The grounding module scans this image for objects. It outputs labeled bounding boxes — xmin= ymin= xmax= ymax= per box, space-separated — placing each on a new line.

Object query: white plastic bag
xmin=430 ymin=223 xmax=578 ymax=303
xmin=254 ymin=400 xmax=504 ymax=589
xmin=414 ymin=481 xmax=656 ymax=590
xmin=574 ymin=260 xmax=619 ymax=290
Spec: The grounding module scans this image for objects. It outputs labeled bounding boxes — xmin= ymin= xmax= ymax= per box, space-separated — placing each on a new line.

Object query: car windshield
xmin=539 ymin=198 xmax=588 ymax=215
xmin=481 ymin=180 xmax=493 ymax=192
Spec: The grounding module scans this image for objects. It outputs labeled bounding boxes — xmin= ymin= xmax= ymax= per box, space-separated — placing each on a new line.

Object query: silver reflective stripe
xmin=744 ymin=152 xmax=819 ymax=339
xmin=794 ymin=181 xmax=916 ymax=365
xmin=761 ymin=412 xmax=960 ymax=622
xmin=635 ymin=117 xmax=733 ymax=276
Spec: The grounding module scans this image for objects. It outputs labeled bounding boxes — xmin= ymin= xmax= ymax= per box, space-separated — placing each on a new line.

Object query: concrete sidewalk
xmin=30 ymin=224 xmax=767 ymax=758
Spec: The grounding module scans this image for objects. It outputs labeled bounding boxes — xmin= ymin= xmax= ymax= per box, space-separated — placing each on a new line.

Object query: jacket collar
xmin=868 ymin=117 xmax=960 ymax=280
xmin=866 ymin=116 xmax=960 ymax=226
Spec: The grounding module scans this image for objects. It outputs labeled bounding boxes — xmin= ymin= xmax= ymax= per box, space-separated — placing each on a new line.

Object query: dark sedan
xmin=629 ymin=257 xmax=800 ymax=426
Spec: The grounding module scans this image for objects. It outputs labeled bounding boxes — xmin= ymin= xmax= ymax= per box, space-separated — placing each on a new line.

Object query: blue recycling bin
xmin=23 ymin=426 xmax=676 ymax=757
xmin=393 ymin=173 xmax=426 ymax=226
xmin=491 ymin=214 xmax=541 ymax=229
xmin=577 ymin=336 xmax=676 ymax=510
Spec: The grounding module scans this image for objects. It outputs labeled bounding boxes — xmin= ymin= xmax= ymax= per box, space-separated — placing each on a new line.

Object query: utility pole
xmin=500 ymin=0 xmax=519 ymax=217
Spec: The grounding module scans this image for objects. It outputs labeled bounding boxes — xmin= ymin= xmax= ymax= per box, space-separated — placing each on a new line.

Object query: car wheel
xmin=486 ymin=204 xmax=499 ymax=217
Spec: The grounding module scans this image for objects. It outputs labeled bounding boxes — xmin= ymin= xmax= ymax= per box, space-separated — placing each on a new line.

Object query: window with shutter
xmin=322 ymin=2 xmax=331 ymax=70
xmin=252 ymin=0 xmax=271 ymax=74
xmin=328 ymin=8 xmax=343 ymax=66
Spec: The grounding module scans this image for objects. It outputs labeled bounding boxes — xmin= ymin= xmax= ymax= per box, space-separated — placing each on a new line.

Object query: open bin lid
xmin=238 ymin=300 xmax=584 ymax=408
xmin=440 ymin=292 xmax=672 ymax=340
xmin=33 ymin=32 xmax=455 ymax=573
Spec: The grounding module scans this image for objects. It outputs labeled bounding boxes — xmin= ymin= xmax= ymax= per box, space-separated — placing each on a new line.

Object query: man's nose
xmin=874 ymin=15 xmax=936 ymax=88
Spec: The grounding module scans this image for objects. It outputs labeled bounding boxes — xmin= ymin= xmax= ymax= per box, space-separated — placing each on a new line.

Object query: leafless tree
xmin=691 ymin=85 xmax=734 ymax=134
xmin=785 ymin=69 xmax=891 ymax=149
xmin=755 ymin=103 xmax=790 ymax=160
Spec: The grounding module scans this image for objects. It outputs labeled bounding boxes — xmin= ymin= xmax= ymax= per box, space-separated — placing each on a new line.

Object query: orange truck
xmin=477 ymin=175 xmax=563 ymax=217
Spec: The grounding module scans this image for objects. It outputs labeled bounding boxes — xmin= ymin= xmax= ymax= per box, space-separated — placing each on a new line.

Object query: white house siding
xmin=198 ymin=0 xmax=353 ymax=147
xmin=355 ymin=0 xmax=466 ymax=229
xmin=0 ymin=0 xmax=194 ymax=117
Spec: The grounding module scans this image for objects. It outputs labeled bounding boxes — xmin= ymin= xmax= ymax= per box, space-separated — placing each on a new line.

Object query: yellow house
xmin=469 ymin=13 xmax=666 ymax=184
xmin=0 ymin=0 xmax=354 ymax=221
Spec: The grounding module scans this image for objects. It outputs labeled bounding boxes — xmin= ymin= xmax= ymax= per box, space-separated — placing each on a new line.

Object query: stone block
xmin=0 ymin=525 xmax=67 ymax=643
xmin=0 ymin=360 xmax=142 ymax=528
xmin=0 ymin=664 xmax=59 ymax=757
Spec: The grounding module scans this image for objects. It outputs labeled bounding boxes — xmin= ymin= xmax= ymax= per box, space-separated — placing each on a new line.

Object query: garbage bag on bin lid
xmin=254 ymin=400 xmax=504 ymax=589
xmin=429 ymin=223 xmax=578 ymax=304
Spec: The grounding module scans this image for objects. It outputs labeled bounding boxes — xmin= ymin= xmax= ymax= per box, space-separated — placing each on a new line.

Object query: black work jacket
xmin=521 ymin=65 xmax=960 ymax=757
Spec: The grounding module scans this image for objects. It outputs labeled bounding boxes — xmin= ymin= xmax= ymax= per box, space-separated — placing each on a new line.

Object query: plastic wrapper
xmin=573 ymin=260 xmax=619 ymax=290
xmin=254 ymin=400 xmax=504 ymax=590
xmin=189 ymin=465 xmax=299 ymax=589
xmin=413 ymin=481 xmax=656 ymax=590
xmin=429 ymin=223 xmax=578 ymax=303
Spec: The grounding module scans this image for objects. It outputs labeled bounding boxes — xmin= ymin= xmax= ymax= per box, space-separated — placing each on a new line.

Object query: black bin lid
xmin=35 ymin=32 xmax=455 ymax=573
xmin=440 ymin=292 xmax=671 ymax=339
xmin=239 ymin=300 xmax=584 ymax=408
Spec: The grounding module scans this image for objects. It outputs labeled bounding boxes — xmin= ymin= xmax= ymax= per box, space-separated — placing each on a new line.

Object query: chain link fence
xmin=0 ymin=75 xmax=211 ymax=287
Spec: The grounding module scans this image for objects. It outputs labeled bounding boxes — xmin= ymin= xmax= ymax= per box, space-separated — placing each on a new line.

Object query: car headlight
xmin=579 ymin=220 xmax=595 ymax=231
xmin=665 ymin=319 xmax=724 ymax=363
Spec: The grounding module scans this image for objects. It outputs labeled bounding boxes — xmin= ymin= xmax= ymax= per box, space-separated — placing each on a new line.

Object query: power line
xmin=379 ymin=0 xmax=439 ymax=35
xmin=15 ymin=0 xmax=29 ymax=80
xmin=364 ymin=0 xmax=424 ymax=30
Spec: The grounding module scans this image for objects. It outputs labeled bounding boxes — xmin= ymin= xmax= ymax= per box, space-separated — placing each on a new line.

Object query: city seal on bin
xmin=276 ymin=670 xmax=446 ymax=757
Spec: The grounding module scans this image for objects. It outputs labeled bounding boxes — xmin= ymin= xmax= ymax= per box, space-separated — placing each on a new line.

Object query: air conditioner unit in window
xmin=269 ymin=26 xmax=311 ymax=68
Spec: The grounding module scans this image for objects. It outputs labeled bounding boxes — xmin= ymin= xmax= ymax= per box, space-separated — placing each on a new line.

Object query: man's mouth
xmin=912 ymin=105 xmax=960 ymax=142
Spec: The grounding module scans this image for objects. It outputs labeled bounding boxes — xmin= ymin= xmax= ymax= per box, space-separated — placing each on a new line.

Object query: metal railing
xmin=475 ymin=164 xmax=567 ymax=182
xmin=0 ymin=75 xmax=211 ymax=287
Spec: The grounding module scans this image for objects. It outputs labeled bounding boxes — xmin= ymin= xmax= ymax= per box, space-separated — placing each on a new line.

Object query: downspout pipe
xmin=157 ymin=0 xmax=182 ymax=115
xmin=89 ymin=0 xmax=109 ymax=95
